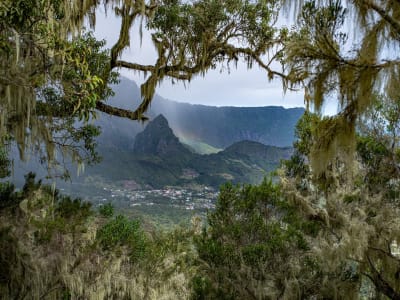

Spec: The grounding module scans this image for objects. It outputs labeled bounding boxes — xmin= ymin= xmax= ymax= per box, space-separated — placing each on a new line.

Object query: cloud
xmin=93 ymin=9 xmax=312 ymax=110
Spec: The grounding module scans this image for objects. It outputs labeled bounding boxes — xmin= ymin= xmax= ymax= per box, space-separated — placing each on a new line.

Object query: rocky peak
xmin=133 ymin=114 xmax=190 ymax=156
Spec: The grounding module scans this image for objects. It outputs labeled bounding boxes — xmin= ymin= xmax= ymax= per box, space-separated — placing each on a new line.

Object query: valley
xmin=6 ymin=78 xmax=302 ymax=226
xmin=63 ymin=178 xmax=218 ymax=227
xmin=58 ymin=113 xmax=294 ymax=226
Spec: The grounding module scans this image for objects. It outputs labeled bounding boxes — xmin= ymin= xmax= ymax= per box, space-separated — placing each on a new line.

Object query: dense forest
xmin=1 ymin=0 xmax=400 ymax=299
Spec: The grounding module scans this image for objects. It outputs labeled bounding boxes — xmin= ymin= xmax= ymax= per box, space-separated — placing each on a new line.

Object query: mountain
xmin=223 ymin=140 xmax=293 ymax=170
xmin=153 ymin=101 xmax=304 ymax=148
xmin=95 ymin=77 xmax=304 ymax=152
xmin=133 ymin=114 xmax=191 ymax=157
xmin=86 ymin=115 xmax=292 ymax=189
xmin=8 ymin=77 xmax=301 ymax=190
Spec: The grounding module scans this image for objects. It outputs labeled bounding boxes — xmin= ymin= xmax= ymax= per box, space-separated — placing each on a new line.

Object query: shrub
xmin=0 ymin=182 xmax=19 ymax=210
xmin=56 ymin=196 xmax=92 ymax=220
xmin=97 ymin=215 xmax=147 ymax=261
xmin=99 ymin=202 xmax=114 ymax=218
xmin=193 ymin=180 xmax=321 ymax=299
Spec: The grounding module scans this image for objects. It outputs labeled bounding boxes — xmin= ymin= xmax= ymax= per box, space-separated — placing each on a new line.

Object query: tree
xmin=279 ymin=3 xmax=400 ymax=295
xmin=0 ymin=0 xmax=284 ymax=175
xmin=193 ymin=181 xmax=325 ymax=299
xmin=282 ymin=0 xmax=400 ymax=175
xmin=0 ymin=0 xmax=116 ymax=176
xmin=280 ymin=103 xmax=400 ymax=298
xmin=194 ymin=105 xmax=400 ymax=298
xmin=2 ymin=0 xmax=399 ymax=177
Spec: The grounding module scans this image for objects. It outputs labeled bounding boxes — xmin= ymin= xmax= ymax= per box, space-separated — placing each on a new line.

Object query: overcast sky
xmin=93 ymin=8 xmax=337 ymax=113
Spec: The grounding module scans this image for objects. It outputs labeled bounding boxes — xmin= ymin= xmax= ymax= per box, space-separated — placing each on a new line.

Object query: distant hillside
xmin=88 ymin=115 xmax=292 ymax=188
xmin=154 ymin=100 xmax=304 ymax=148
xmin=95 ymin=77 xmax=304 ymax=151
xmin=223 ymin=140 xmax=293 ymax=170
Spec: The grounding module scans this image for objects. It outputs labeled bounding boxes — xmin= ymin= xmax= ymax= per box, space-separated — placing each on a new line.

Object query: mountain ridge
xmin=7 ymin=77 xmax=301 ymax=192
xmin=95 ymin=77 xmax=304 ymax=151
xmin=89 ymin=114 xmax=293 ymax=189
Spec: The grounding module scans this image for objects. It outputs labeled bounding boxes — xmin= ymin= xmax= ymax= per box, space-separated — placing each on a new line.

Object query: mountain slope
xmin=154 ymin=101 xmax=304 ymax=148
xmin=8 ymin=77 xmax=301 ymax=191
xmin=95 ymin=77 xmax=304 ymax=151
xmin=133 ymin=115 xmax=191 ymax=157
xmin=88 ymin=115 xmax=292 ymax=188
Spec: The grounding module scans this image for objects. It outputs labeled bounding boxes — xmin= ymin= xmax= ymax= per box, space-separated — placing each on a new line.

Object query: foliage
xmin=282 ymin=0 xmax=400 ymax=175
xmin=0 ymin=0 xmax=288 ymax=178
xmin=194 ymin=95 xmax=400 ymax=298
xmin=0 ymin=172 xmax=41 ymax=211
xmin=0 ymin=0 xmax=117 ymax=177
xmin=0 ymin=182 xmax=20 ymax=210
xmin=283 ymin=112 xmax=316 ymax=180
xmin=97 ymin=214 xmax=148 ymax=261
xmin=99 ymin=202 xmax=114 ymax=218
xmin=22 ymin=172 xmax=42 ymax=198
xmin=1 ymin=0 xmax=400 ymax=298
xmin=55 ymin=196 xmax=93 ymax=220
xmin=33 ymin=188 xmax=94 ymax=244
xmin=0 ymin=176 xmax=196 ymax=299
xmin=279 ymin=98 xmax=400 ymax=299
xmin=0 ymin=136 xmax=11 ymax=178
xmin=356 ymin=93 xmax=400 ymax=194
xmin=1 ymin=0 xmax=398 ymax=182
xmin=193 ymin=180 xmax=322 ymax=299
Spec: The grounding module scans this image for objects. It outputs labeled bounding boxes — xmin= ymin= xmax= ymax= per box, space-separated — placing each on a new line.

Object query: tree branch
xmin=362 ymin=0 xmax=400 ymax=36
xmin=95 ymin=101 xmax=148 ymax=121
xmin=369 ymin=246 xmax=400 ymax=263
xmin=115 ymin=61 xmax=155 ymax=72
xmin=366 ymin=254 xmax=400 ymax=299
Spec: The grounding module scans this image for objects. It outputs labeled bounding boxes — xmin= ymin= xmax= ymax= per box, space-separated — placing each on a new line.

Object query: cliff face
xmin=96 ymin=77 xmax=304 ymax=151
xmin=90 ymin=115 xmax=293 ymax=188
xmin=157 ymin=105 xmax=305 ymax=148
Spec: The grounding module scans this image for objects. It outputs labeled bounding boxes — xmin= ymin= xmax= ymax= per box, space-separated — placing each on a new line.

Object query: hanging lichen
xmin=283 ymin=0 xmax=400 ymax=176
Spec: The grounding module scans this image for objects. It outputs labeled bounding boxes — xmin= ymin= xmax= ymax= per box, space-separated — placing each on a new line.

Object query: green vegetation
xmin=0 ymin=0 xmax=285 ymax=176
xmin=193 ymin=180 xmax=320 ymax=299
xmin=1 ymin=0 xmax=400 ymax=299
xmin=283 ymin=0 xmax=400 ymax=176
xmin=0 ymin=175 xmax=197 ymax=299
xmin=1 ymin=103 xmax=400 ymax=297
xmin=179 ymin=137 xmax=222 ymax=155
xmin=189 ymin=101 xmax=400 ymax=298
xmin=97 ymin=215 xmax=147 ymax=260
xmin=99 ymin=202 xmax=114 ymax=218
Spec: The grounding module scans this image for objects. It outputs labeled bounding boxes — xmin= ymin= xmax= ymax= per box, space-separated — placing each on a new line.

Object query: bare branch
xmin=115 ymin=61 xmax=155 ymax=72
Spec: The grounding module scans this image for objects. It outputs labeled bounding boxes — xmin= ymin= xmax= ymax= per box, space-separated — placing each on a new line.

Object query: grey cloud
xmin=93 ymin=9 xmax=310 ymax=110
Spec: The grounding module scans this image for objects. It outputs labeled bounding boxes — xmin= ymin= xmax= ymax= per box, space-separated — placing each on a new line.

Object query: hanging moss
xmin=0 ymin=178 xmax=197 ymax=299
xmin=283 ymin=0 xmax=400 ymax=177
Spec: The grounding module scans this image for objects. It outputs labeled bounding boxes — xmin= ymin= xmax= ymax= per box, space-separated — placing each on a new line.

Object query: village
xmin=94 ymin=184 xmax=218 ymax=212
